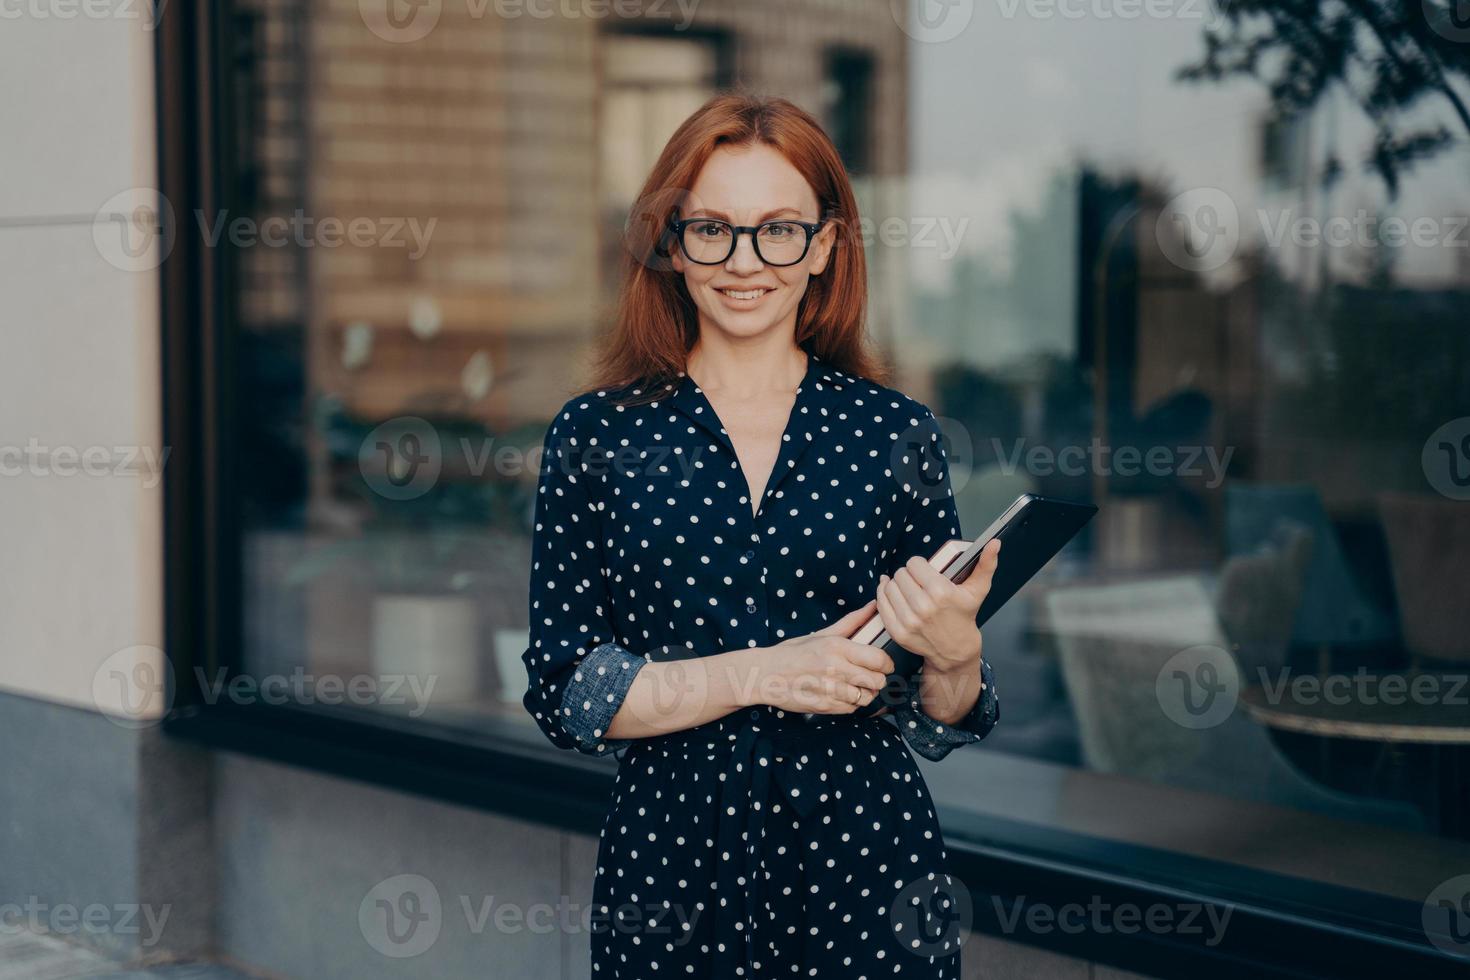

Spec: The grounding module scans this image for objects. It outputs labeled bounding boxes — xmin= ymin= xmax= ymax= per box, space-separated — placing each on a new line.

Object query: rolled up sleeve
xmin=521 ymin=404 xmax=646 ymax=757
xmin=890 ymin=658 xmax=1000 ymax=762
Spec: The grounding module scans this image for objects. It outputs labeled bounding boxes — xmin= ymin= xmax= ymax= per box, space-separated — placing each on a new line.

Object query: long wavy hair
xmin=586 ymin=93 xmax=886 ymax=402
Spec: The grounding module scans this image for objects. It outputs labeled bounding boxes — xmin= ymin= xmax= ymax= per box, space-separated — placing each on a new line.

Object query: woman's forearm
xmin=604 ymin=647 xmax=765 ymax=739
xmin=916 ymin=660 xmax=984 ymax=726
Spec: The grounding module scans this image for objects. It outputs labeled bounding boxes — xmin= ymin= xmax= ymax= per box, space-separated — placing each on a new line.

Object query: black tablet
xmin=850 ymin=493 xmax=1098 ymax=719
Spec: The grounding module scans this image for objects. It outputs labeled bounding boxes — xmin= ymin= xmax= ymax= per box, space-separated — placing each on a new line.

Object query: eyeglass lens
xmin=680 ymin=220 xmax=811 ymax=266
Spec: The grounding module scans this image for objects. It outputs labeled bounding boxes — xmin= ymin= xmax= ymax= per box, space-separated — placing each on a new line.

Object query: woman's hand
xmin=876 ymin=539 xmax=1001 ymax=675
xmin=746 ymin=602 xmax=895 ymax=715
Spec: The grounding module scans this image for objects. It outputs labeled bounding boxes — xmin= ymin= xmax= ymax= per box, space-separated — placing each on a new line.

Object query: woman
xmin=522 ymin=93 xmax=1001 ymax=978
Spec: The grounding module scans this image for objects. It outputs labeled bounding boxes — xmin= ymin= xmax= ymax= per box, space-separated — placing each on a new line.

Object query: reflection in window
xmin=903 ymin=0 xmax=1470 ymax=904
xmin=229 ymin=2 xmax=910 ymax=737
xmin=822 ymin=47 xmax=875 ymax=175
xmin=221 ymin=0 xmax=1470 ymax=918
xmin=598 ymin=30 xmax=726 ymax=284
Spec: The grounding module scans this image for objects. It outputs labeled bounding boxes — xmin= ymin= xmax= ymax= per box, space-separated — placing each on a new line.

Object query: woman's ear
xmin=807 ymin=220 xmax=839 ymax=275
xmin=659 ymin=212 xmax=685 ymax=273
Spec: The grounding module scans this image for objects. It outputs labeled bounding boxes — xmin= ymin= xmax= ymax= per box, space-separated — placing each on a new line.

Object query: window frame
xmin=154 ymin=4 xmax=1466 ymax=977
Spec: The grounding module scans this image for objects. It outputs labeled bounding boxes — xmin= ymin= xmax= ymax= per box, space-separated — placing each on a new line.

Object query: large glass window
xmin=216 ymin=0 xmax=1470 ymax=941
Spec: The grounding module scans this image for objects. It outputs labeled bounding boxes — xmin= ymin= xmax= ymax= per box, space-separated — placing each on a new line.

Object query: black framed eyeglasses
xmin=667 ymin=215 xmax=826 ymax=267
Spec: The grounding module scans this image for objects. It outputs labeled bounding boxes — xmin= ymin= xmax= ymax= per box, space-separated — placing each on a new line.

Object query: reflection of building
xmin=10 ymin=2 xmax=1470 ymax=978
xmin=235 ymin=0 xmax=910 ymax=440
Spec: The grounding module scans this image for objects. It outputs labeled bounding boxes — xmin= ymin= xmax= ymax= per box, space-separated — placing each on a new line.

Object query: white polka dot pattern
xmin=519 ymin=350 xmax=999 ymax=976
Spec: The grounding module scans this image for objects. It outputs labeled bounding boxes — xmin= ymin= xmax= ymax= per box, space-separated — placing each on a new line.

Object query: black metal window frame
xmin=152 ymin=3 xmax=1464 ymax=977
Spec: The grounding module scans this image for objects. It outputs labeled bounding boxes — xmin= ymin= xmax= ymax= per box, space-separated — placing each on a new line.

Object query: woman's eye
xmin=762 ymin=223 xmax=798 ymax=239
xmin=693 ymin=222 xmax=729 ymax=239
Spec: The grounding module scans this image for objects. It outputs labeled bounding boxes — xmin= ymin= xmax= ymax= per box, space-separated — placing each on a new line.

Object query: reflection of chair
xmin=953 ymin=466 xmax=1086 ymax=765
xmin=1045 ymin=577 xmax=1424 ymax=831
xmin=1214 ymin=521 xmax=1313 ymax=677
xmin=1378 ymin=493 xmax=1470 ymax=666
xmin=1226 ymin=485 xmax=1397 ymax=665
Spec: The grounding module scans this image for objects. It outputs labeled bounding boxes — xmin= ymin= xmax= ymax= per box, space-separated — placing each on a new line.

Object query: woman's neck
xmin=685 ymin=330 xmax=807 ymax=397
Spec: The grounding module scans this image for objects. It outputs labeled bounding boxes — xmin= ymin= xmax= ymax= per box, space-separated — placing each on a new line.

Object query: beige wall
xmin=0 ymin=12 xmax=166 ymax=722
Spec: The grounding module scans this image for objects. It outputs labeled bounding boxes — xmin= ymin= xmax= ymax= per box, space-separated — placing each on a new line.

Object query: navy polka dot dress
xmin=522 ymin=349 xmax=999 ymax=978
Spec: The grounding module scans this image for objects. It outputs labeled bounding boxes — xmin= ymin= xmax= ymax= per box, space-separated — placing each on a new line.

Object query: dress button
xmin=750 ymin=708 xmax=761 ymax=719
xmin=743 ymin=550 xmax=756 ymax=561
xmin=746 ymin=601 xmax=758 ymax=614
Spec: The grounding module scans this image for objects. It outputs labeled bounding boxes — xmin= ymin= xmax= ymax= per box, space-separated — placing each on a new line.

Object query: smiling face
xmin=671 ymin=143 xmax=836 ymax=347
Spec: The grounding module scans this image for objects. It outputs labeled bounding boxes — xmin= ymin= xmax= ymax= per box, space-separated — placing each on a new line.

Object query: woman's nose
xmin=725 ymin=232 xmax=765 ymax=274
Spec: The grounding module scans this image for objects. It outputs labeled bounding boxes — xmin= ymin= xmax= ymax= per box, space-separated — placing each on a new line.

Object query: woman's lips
xmin=716 ymin=286 xmax=772 ymax=305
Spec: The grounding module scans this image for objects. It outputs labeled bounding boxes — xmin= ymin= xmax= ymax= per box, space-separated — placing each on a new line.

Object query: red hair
xmin=587 ymin=93 xmax=886 ymax=400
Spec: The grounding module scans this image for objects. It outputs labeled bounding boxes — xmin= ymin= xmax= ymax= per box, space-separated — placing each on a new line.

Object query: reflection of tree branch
xmin=1338 ymin=0 xmax=1470 ymax=136
xmin=1178 ymin=1 xmax=1470 ymax=193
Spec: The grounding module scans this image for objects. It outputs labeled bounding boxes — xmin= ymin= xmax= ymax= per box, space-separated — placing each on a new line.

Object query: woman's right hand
xmin=746 ymin=601 xmax=896 ymax=715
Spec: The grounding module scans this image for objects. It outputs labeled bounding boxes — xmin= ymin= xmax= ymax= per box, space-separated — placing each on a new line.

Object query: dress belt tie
xmin=707 ymin=707 xmax=838 ymax=977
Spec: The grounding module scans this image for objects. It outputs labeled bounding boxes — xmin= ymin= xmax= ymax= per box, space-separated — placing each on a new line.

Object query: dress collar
xmin=665 ymin=349 xmax=854 ymax=518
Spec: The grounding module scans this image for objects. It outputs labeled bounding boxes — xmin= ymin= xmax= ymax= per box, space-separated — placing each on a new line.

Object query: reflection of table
xmin=1241 ymin=673 xmax=1470 ymax=839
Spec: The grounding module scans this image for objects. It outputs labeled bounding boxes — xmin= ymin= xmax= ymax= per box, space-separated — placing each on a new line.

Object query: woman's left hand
xmin=876 ymin=539 xmax=1001 ymax=673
